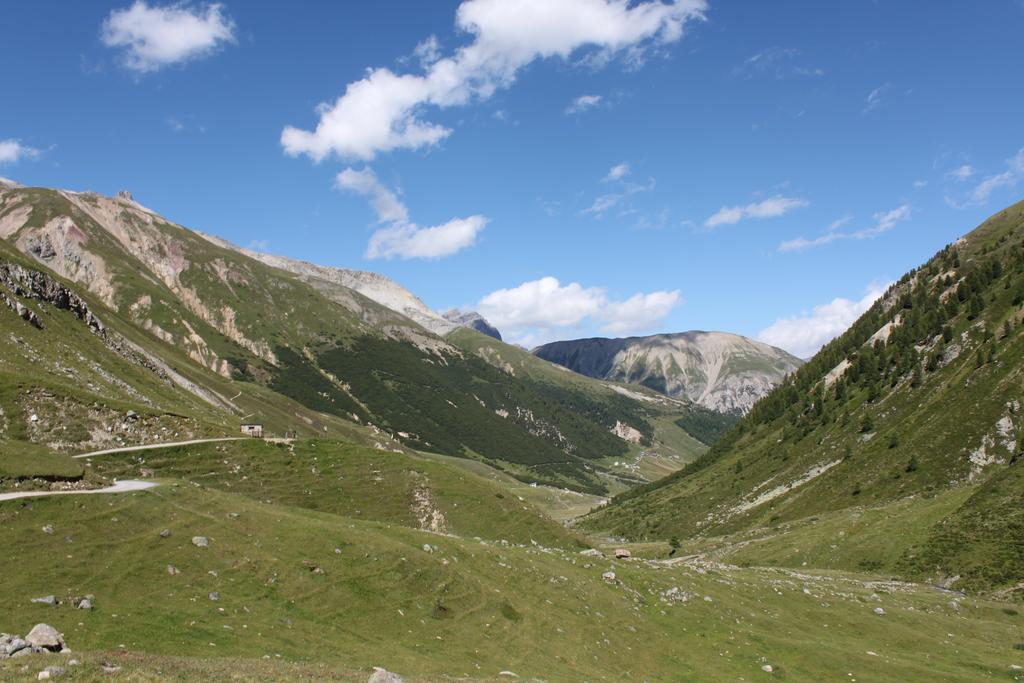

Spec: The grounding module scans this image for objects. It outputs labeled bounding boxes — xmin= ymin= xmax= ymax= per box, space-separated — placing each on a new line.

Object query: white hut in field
xmin=240 ymin=423 xmax=264 ymax=438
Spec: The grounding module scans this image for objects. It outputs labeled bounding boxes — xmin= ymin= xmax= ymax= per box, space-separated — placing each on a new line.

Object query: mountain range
xmin=586 ymin=198 xmax=1024 ymax=595
xmin=0 ymin=182 xmax=727 ymax=495
xmin=534 ymin=332 xmax=803 ymax=414
xmin=2 ymin=181 xmax=1024 ymax=680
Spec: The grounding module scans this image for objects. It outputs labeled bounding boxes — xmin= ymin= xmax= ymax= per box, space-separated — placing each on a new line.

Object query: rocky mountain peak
xmin=442 ymin=309 xmax=502 ymax=340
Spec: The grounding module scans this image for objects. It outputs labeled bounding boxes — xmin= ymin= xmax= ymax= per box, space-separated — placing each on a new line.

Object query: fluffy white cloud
xmin=101 ymin=1 xmax=236 ymax=73
xmin=366 ymin=216 xmax=487 ymax=260
xmin=603 ymin=162 xmax=630 ymax=182
xmin=282 ymin=0 xmax=706 ymax=161
xmin=705 ymin=195 xmax=808 ymax=229
xmin=477 ymin=276 xmax=681 ymax=344
xmin=336 ymin=167 xmax=410 ymax=224
xmin=412 ymin=35 xmax=442 ymax=68
xmin=566 ymin=94 xmax=603 ymax=114
xmin=778 ymin=204 xmax=910 ymax=252
xmin=479 ymin=277 xmax=606 ymax=329
xmin=337 ymin=166 xmax=485 ymax=260
xmin=757 ymin=283 xmax=890 ymax=359
xmin=0 ymin=139 xmax=40 ymax=164
xmin=601 ymin=290 xmax=682 ymax=334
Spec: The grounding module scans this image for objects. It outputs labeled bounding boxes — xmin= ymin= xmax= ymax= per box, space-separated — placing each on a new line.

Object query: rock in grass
xmin=368 ymin=667 xmax=404 ymax=683
xmin=30 ymin=596 xmax=57 ymax=606
xmin=761 ymin=664 xmax=774 ymax=673
xmin=208 ymin=592 xmax=220 ymax=601
xmin=167 ymin=564 xmax=181 ymax=575
xmin=873 ymin=607 xmax=886 ymax=616
xmin=191 ymin=536 xmax=209 ymax=548
xmin=75 ymin=598 xmax=92 ymax=610
xmin=159 ymin=529 xmax=172 ymax=538
xmin=25 ymin=624 xmax=63 ymax=651
xmin=2 ymin=636 xmax=28 ymax=656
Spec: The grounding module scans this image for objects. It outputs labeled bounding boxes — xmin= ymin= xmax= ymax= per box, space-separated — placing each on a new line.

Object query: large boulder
xmin=25 ymin=624 xmax=63 ymax=651
xmin=368 ymin=667 xmax=404 ymax=683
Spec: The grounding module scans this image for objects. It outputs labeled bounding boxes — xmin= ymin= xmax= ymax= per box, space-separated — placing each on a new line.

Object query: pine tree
xmin=860 ymin=413 xmax=874 ymax=433
xmin=910 ymin=364 xmax=922 ymax=388
xmin=969 ymin=294 xmax=984 ymax=320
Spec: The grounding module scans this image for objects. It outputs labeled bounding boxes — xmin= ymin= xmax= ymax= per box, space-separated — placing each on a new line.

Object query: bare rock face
xmin=24 ymin=624 xmax=63 ymax=651
xmin=534 ymin=331 xmax=803 ymax=415
xmin=442 ymin=309 xmax=502 ymax=340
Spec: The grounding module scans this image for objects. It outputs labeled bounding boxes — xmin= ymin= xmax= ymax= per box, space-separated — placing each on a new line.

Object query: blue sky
xmin=2 ymin=1 xmax=1023 ymax=355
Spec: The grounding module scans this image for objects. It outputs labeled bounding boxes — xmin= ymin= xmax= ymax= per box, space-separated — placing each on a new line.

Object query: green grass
xmin=84 ymin=439 xmax=585 ymax=549
xmin=585 ymin=199 xmax=1024 ymax=594
xmin=0 ymin=441 xmax=84 ymax=482
xmin=719 ymin=488 xmax=976 ymax=573
xmin=1 ymin=481 xmax=1023 ymax=681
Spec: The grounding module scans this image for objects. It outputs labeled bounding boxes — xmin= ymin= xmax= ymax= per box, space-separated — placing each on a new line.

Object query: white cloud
xmin=479 ymin=277 xmax=606 ymax=329
xmin=101 ymin=1 xmax=236 ymax=73
xmin=913 ymin=179 xmax=928 ymax=189
xmin=945 ymin=164 xmax=975 ymax=182
xmin=601 ymin=290 xmax=681 ymax=334
xmin=757 ymin=282 xmax=890 ymax=359
xmin=602 ymin=162 xmax=630 ymax=182
xmin=366 ymin=216 xmax=487 ymax=260
xmin=582 ymin=176 xmax=655 ymax=217
xmin=337 ymin=166 xmax=485 ymax=260
xmin=565 ymin=94 xmax=604 ymax=114
xmin=733 ymin=47 xmax=823 ymax=79
xmin=778 ymin=204 xmax=910 ymax=252
xmin=412 ymin=35 xmax=442 ymax=68
xmin=704 ymin=195 xmax=808 ymax=229
xmin=281 ymin=0 xmax=707 ymax=161
xmin=336 ymin=167 xmax=409 ymax=224
xmin=477 ymin=276 xmax=681 ymax=344
xmin=965 ymin=148 xmax=1024 ymax=205
xmin=863 ymin=83 xmax=890 ymax=113
xmin=0 ymin=139 xmax=41 ymax=165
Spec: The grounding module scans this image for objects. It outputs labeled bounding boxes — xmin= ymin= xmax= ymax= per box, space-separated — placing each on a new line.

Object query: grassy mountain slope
xmin=86 ymin=439 xmax=586 ymax=549
xmin=1 ymin=470 xmax=1022 ymax=681
xmin=448 ymin=327 xmax=708 ymax=478
xmin=0 ymin=185 xmax=708 ymax=493
xmin=584 ymin=199 xmax=1024 ymax=595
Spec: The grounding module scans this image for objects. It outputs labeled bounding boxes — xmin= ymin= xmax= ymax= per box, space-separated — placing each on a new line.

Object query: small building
xmin=241 ymin=423 xmax=264 ymax=438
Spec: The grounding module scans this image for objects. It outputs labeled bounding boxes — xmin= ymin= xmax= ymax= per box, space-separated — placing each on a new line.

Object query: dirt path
xmin=0 ymin=479 xmax=158 ymax=502
xmin=72 ymin=437 xmax=245 ymax=459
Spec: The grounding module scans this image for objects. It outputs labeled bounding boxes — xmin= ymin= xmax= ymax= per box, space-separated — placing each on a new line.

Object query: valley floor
xmin=0 ymin=439 xmax=1021 ymax=681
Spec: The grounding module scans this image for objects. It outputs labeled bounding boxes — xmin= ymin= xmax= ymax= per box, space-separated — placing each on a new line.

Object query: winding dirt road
xmin=72 ymin=437 xmax=244 ymax=459
xmin=0 ymin=479 xmax=158 ymax=502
